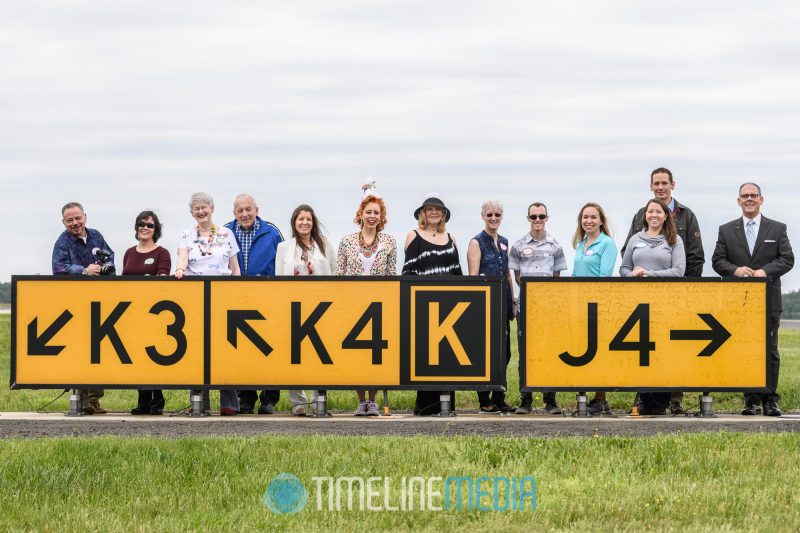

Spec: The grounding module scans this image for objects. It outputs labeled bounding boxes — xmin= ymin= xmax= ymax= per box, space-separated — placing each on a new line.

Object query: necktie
xmin=746 ymin=220 xmax=756 ymax=254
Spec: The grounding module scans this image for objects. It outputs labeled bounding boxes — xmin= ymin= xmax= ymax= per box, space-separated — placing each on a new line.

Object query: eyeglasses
xmin=485 ymin=213 xmax=502 ymax=218
xmin=739 ymin=193 xmax=760 ymax=200
xmin=137 ymin=222 xmax=156 ymax=229
xmin=528 ymin=214 xmax=547 ymax=221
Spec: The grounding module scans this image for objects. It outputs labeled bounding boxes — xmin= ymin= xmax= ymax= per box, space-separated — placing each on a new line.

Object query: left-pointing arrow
xmin=28 ymin=310 xmax=73 ymax=356
xmin=669 ymin=313 xmax=731 ymax=357
xmin=227 ymin=310 xmax=273 ymax=357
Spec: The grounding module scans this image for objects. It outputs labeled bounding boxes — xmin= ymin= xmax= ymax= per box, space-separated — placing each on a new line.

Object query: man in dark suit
xmin=712 ymin=182 xmax=794 ymax=416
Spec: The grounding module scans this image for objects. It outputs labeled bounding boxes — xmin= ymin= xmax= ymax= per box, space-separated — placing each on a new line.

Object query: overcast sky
xmin=3 ymin=1 xmax=799 ymax=291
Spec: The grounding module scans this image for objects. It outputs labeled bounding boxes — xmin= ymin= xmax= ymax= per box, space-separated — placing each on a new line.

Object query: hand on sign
xmin=753 ymin=268 xmax=767 ymax=278
xmin=630 ymin=266 xmax=647 ymax=277
xmin=734 ymin=266 xmax=755 ymax=277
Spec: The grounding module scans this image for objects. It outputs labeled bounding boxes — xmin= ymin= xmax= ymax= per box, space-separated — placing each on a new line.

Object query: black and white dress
xmin=402 ymin=230 xmax=462 ymax=415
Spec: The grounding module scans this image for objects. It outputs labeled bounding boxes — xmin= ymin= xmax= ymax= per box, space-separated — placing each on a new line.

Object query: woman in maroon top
xmin=123 ymin=210 xmax=171 ymax=415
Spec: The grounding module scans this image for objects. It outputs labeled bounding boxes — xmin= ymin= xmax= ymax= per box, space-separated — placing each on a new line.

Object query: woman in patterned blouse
xmin=336 ymin=188 xmax=397 ymax=416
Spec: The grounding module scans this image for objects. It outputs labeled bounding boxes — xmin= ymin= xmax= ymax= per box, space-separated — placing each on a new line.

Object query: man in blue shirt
xmin=52 ymin=202 xmax=115 ymax=414
xmin=225 ymin=193 xmax=285 ymax=414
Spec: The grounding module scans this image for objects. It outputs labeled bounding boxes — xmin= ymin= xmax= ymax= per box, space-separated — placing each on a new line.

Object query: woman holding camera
xmin=123 ymin=210 xmax=171 ymax=415
xmin=175 ymin=192 xmax=241 ymax=416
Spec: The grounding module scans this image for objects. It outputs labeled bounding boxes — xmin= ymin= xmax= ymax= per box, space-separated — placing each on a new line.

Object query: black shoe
xmin=586 ymin=399 xmax=611 ymax=415
xmin=544 ymin=403 xmax=563 ymax=415
xmin=515 ymin=404 xmax=532 ymax=415
xmin=670 ymin=402 xmax=688 ymax=415
xmin=131 ymin=405 xmax=150 ymax=415
xmin=764 ymin=401 xmax=782 ymax=417
xmin=741 ymin=403 xmax=762 ymax=416
xmin=149 ymin=408 xmax=163 ymax=415
xmin=258 ymin=402 xmax=275 ymax=415
xmin=239 ymin=403 xmax=254 ymax=414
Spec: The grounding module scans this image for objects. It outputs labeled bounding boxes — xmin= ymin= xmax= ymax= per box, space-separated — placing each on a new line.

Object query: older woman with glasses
xmin=175 ymin=192 xmax=241 ymax=416
xmin=466 ymin=200 xmax=514 ymax=414
xmin=123 ymin=210 xmax=171 ymax=415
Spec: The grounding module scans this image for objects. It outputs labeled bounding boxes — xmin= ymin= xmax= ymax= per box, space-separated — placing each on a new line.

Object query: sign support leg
xmin=67 ymin=389 xmax=83 ymax=417
xmin=574 ymin=392 xmax=589 ymax=418
xmin=314 ymin=391 xmax=327 ymax=418
xmin=381 ymin=389 xmax=391 ymax=416
xmin=698 ymin=392 xmax=715 ymax=418
xmin=190 ymin=391 xmax=206 ymax=417
xmin=437 ymin=392 xmax=455 ymax=417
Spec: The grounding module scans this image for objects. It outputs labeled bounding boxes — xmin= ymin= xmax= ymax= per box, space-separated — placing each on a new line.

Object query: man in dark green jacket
xmin=621 ymin=167 xmax=705 ymax=414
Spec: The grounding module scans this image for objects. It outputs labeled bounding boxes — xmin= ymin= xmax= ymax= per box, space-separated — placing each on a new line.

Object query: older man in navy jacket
xmin=226 ymin=193 xmax=284 ymax=414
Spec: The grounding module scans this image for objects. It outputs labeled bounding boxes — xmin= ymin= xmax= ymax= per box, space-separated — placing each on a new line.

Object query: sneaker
xmin=220 ymin=407 xmax=237 ymax=416
xmin=586 ymin=399 xmax=611 ymax=415
xmin=479 ymin=404 xmax=501 ymax=414
xmin=354 ymin=401 xmax=368 ymax=416
xmin=515 ymin=404 xmax=532 ymax=415
xmin=670 ymin=402 xmax=688 ymax=415
xmin=544 ymin=403 xmax=563 ymax=415
xmin=498 ymin=403 xmax=516 ymax=414
xmin=292 ymin=406 xmax=307 ymax=416
xmin=257 ymin=402 xmax=275 ymax=415
xmin=366 ymin=401 xmax=380 ymax=416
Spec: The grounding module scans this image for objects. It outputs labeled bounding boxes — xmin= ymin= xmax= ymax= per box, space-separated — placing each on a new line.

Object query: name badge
xmin=585 ymin=249 xmax=595 ymax=256
xmin=634 ymin=243 xmax=647 ymax=248
xmin=522 ymin=248 xmax=533 ymax=256
xmin=500 ymin=243 xmax=508 ymax=251
xmin=144 ymin=258 xmax=155 ymax=265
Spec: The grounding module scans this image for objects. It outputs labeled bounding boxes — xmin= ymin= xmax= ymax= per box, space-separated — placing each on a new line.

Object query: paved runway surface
xmin=1 ymin=411 xmax=798 ymax=438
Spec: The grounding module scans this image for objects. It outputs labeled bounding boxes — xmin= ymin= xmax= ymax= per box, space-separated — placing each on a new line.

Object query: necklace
xmin=195 ymin=225 xmax=216 ymax=256
xmin=359 ymin=232 xmax=379 ymax=257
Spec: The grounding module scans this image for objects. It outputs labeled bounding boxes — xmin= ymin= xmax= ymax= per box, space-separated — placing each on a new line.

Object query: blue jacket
xmin=225 ymin=217 xmax=284 ymax=276
xmin=52 ymin=228 xmax=115 ymax=275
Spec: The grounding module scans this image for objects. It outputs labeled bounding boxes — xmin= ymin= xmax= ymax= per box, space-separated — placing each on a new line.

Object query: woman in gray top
xmin=620 ymin=198 xmax=685 ymax=414
xmin=620 ymin=198 xmax=686 ymax=278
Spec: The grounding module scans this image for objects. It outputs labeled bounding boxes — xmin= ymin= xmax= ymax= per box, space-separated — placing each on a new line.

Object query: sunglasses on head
xmin=137 ymin=222 xmax=156 ymax=229
xmin=528 ymin=214 xmax=547 ymax=221
xmin=485 ymin=212 xmax=502 ymax=218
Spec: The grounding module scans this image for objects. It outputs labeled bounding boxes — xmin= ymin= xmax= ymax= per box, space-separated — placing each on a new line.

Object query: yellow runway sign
xmin=521 ymin=279 xmax=768 ymax=391
xmin=11 ymin=276 xmax=505 ymax=390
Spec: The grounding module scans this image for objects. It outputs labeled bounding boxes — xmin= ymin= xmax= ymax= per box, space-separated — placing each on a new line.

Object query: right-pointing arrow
xmin=227 ymin=310 xmax=273 ymax=357
xmin=669 ymin=313 xmax=731 ymax=357
xmin=28 ymin=310 xmax=73 ymax=356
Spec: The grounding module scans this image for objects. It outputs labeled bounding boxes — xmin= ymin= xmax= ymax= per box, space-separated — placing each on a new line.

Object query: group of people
xmin=51 ymin=168 xmax=794 ymax=417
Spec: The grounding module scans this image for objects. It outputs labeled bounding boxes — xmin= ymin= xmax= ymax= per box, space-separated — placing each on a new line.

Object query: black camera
xmin=94 ymin=249 xmax=116 ymax=276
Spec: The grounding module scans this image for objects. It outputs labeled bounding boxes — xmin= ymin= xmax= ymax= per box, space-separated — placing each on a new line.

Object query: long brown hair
xmin=572 ymin=202 xmax=612 ymax=249
xmin=641 ymin=198 xmax=677 ymax=247
xmin=290 ymin=204 xmax=326 ymax=256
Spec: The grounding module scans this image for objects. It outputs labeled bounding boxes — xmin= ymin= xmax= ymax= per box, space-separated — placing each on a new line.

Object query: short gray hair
xmin=233 ymin=193 xmax=258 ymax=208
xmin=481 ymin=199 xmax=503 ymax=214
xmin=61 ymin=202 xmax=84 ymax=216
xmin=189 ymin=192 xmax=214 ymax=210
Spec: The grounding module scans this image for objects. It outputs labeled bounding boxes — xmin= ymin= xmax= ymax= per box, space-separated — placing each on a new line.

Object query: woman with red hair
xmin=336 ymin=181 xmax=397 ymax=416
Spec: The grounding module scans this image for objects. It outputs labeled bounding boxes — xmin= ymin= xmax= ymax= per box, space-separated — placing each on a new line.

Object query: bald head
xmin=233 ymin=194 xmax=259 ymax=229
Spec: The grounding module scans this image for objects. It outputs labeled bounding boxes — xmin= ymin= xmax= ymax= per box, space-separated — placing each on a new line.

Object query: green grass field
xmin=1 ymin=315 xmax=798 ymax=413
xmin=0 ymin=433 xmax=798 ymax=530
